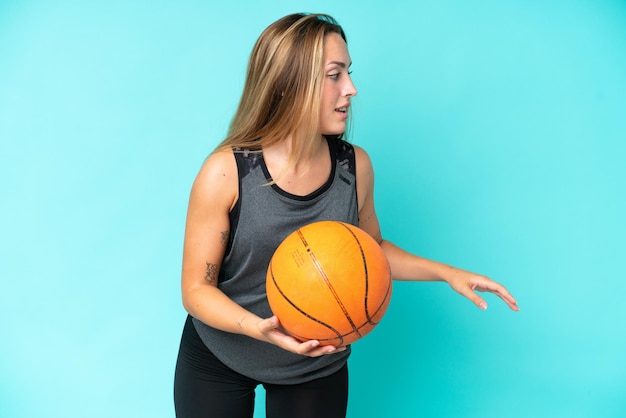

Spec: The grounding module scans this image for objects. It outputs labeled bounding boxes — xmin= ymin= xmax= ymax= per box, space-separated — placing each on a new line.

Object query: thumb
xmin=463 ymin=289 xmax=488 ymax=311
xmin=474 ymin=297 xmax=488 ymax=311
xmin=259 ymin=315 xmax=279 ymax=332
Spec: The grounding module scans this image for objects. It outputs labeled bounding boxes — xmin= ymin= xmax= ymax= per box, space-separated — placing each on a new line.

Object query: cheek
xmin=321 ymin=82 xmax=337 ymax=106
xmin=325 ymin=95 xmax=339 ymax=115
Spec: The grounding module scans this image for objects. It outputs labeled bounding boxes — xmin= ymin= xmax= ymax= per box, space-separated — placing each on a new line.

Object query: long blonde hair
xmin=215 ymin=13 xmax=347 ymax=170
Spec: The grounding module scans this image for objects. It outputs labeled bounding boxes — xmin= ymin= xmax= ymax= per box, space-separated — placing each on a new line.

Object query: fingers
xmin=460 ymin=287 xmax=489 ymax=310
xmin=471 ymin=280 xmax=520 ymax=311
xmin=493 ymin=290 xmax=519 ymax=311
xmin=478 ymin=282 xmax=519 ymax=311
xmin=498 ymin=294 xmax=520 ymax=311
xmin=285 ymin=337 xmax=347 ymax=357
xmin=297 ymin=341 xmax=346 ymax=357
xmin=259 ymin=316 xmax=347 ymax=356
xmin=453 ymin=274 xmax=519 ymax=312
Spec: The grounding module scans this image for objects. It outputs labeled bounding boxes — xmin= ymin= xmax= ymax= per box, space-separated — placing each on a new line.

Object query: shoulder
xmin=352 ymin=144 xmax=375 ymax=211
xmin=190 ymin=149 xmax=238 ymax=212
xmin=353 ymin=144 xmax=374 ymax=181
xmin=196 ymin=149 xmax=238 ymax=186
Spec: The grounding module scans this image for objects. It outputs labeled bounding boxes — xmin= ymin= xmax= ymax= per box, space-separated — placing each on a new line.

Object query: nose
xmin=344 ymin=76 xmax=358 ymax=97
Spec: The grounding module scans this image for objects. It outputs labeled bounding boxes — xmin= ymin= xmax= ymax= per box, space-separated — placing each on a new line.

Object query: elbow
xmin=181 ymin=298 xmax=193 ymax=315
xmin=180 ymin=283 xmax=200 ymax=315
xmin=180 ymin=280 xmax=218 ymax=315
xmin=181 ymin=292 xmax=194 ymax=315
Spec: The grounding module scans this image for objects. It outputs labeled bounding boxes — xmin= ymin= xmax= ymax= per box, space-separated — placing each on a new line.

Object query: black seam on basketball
xmin=299 ymin=227 xmax=362 ymax=339
xmin=336 ymin=222 xmax=378 ymax=324
xmin=366 ymin=279 xmax=392 ymax=325
xmin=268 ymin=261 xmax=345 ymax=346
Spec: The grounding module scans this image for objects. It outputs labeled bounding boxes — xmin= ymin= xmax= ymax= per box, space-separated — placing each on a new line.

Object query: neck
xmin=264 ymin=134 xmax=326 ymax=174
xmin=262 ymin=134 xmax=332 ymax=195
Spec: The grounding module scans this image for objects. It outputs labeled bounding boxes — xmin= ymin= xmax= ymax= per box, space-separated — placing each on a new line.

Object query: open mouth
xmin=335 ymin=107 xmax=347 ymax=113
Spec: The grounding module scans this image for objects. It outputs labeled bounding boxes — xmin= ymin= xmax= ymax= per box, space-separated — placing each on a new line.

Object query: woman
xmin=174 ymin=13 xmax=519 ymax=418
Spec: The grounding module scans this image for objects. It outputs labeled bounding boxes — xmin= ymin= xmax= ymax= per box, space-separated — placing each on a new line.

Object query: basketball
xmin=266 ymin=221 xmax=392 ymax=347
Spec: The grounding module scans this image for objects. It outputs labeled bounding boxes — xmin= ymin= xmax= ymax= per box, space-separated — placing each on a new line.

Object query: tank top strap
xmin=327 ymin=138 xmax=356 ymax=176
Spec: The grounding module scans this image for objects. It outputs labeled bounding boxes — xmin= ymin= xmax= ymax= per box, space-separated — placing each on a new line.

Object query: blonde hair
xmin=215 ymin=13 xmax=347 ymax=171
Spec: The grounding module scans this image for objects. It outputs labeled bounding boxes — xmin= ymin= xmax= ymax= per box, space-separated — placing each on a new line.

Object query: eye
xmin=327 ymin=70 xmax=352 ymax=80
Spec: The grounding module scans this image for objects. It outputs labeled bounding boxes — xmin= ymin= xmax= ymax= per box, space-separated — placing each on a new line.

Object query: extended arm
xmin=353 ymin=146 xmax=519 ymax=311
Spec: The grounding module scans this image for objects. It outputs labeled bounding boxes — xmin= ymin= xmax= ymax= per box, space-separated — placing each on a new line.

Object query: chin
xmin=322 ymin=131 xmax=345 ymax=137
xmin=321 ymin=126 xmax=346 ymax=136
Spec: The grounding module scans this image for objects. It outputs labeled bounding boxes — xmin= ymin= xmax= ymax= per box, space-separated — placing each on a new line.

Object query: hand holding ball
xmin=266 ymin=221 xmax=392 ymax=347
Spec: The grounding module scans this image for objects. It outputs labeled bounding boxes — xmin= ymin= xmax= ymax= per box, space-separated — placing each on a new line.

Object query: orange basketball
xmin=266 ymin=221 xmax=392 ymax=347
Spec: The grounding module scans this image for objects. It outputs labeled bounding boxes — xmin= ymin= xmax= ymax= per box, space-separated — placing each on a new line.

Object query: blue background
xmin=1 ymin=1 xmax=625 ymax=417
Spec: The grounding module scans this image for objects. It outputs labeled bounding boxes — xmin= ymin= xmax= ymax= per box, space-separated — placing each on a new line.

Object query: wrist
xmin=236 ymin=313 xmax=263 ymax=340
xmin=437 ymin=264 xmax=461 ymax=284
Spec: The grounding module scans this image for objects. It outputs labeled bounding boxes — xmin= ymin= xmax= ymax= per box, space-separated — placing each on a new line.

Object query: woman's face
xmin=319 ymin=32 xmax=358 ymax=136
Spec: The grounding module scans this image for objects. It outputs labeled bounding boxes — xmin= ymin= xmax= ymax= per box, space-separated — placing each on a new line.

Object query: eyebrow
xmin=326 ymin=60 xmax=352 ymax=68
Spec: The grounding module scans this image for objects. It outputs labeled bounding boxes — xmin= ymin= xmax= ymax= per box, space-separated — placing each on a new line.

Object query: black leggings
xmin=174 ymin=316 xmax=349 ymax=418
